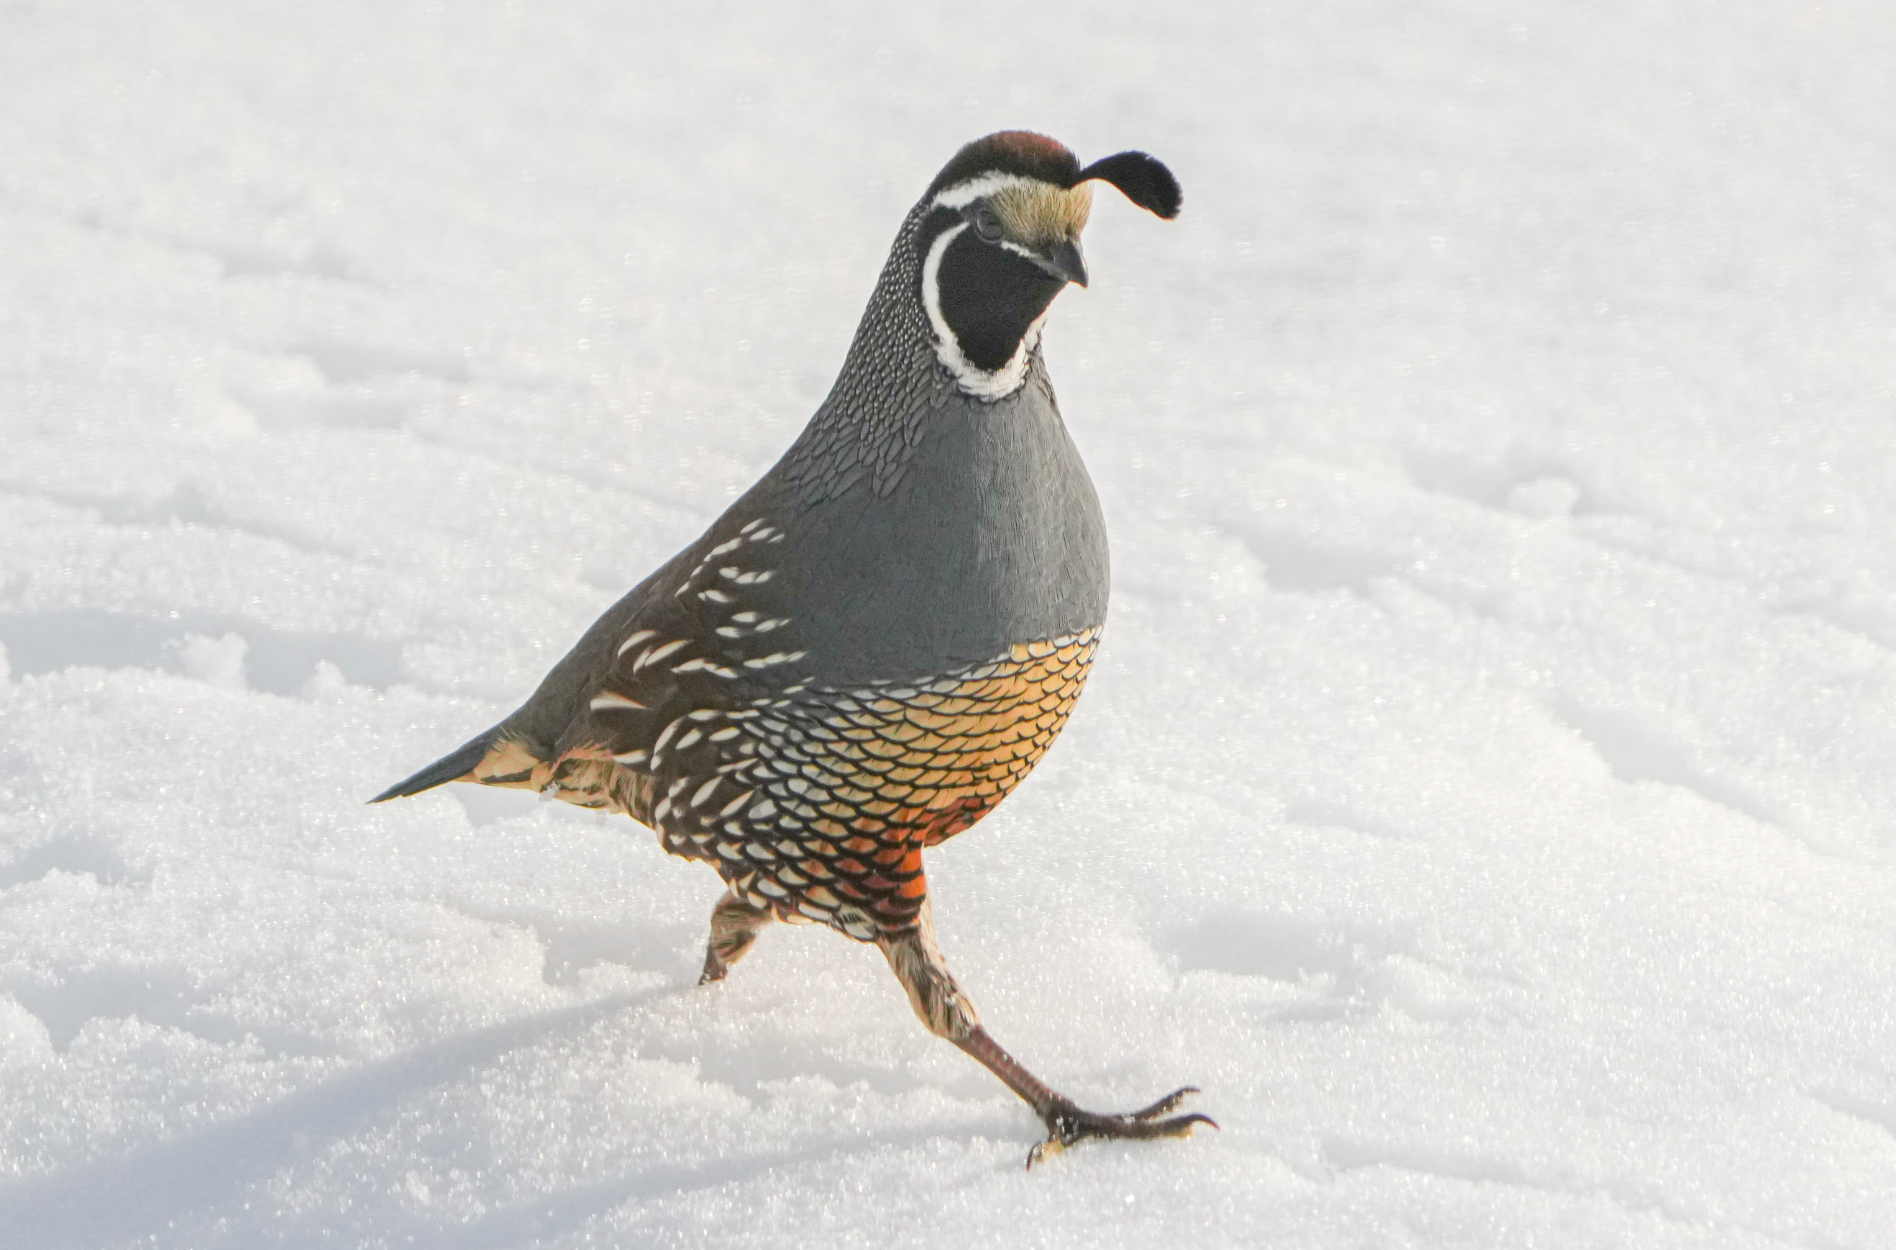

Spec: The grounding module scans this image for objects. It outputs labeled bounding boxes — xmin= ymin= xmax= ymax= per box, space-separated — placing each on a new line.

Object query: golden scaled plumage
xmin=452 ymin=631 xmax=1100 ymax=933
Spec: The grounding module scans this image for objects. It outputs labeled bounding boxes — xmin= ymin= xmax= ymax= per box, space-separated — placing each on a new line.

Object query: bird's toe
xmin=1025 ymin=1092 xmax=1217 ymax=1167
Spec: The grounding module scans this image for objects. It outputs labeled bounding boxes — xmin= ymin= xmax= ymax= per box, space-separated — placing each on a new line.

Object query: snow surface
xmin=3 ymin=1 xmax=1895 ymax=1246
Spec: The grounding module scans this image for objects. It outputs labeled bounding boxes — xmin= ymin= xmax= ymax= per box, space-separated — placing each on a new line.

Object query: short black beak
xmin=1038 ymin=237 xmax=1089 ymax=288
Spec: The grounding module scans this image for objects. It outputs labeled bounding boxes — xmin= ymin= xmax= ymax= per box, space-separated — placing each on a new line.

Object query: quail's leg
xmin=875 ymin=898 xmax=1215 ymax=1166
xmin=699 ymin=889 xmax=774 ymax=985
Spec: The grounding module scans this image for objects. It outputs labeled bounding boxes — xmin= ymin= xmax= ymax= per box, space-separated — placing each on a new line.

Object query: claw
xmin=1128 ymin=1085 xmax=1200 ymax=1121
xmin=1026 ymin=1136 xmax=1067 ymax=1168
xmin=1024 ymin=1090 xmax=1218 ymax=1168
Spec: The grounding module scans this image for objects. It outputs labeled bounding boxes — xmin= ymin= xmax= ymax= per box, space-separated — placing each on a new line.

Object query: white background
xmin=1 ymin=2 xmax=1892 ymax=1245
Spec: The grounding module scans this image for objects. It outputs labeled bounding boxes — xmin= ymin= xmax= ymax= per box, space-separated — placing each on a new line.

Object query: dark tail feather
xmin=369 ymin=730 xmax=496 ymax=803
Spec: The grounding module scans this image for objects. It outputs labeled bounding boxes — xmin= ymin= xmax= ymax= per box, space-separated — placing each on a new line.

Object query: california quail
xmin=375 ymin=131 xmax=1213 ymax=1164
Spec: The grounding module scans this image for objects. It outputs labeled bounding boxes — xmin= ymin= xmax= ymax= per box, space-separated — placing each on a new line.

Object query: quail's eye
xmin=970 ymin=204 xmax=1004 ymax=243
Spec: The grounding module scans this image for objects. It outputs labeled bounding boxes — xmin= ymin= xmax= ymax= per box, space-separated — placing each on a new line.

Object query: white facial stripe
xmin=930 ymin=172 xmax=1047 ymax=210
xmin=920 ymin=219 xmax=1042 ymax=401
xmin=920 ymin=221 xmax=966 ymax=362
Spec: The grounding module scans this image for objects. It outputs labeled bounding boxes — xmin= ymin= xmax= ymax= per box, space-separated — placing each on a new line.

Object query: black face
xmin=935 ymin=221 xmax=1068 ymax=372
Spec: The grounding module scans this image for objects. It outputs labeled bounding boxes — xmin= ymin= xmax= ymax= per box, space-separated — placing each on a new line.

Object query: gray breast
xmin=725 ymin=357 xmax=1109 ymax=688
xmin=491 ymin=354 xmax=1108 ymax=764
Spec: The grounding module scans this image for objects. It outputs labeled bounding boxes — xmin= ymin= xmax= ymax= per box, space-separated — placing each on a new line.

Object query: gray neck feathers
xmin=783 ymin=202 xmax=957 ymax=503
xmin=724 ymin=201 xmax=1109 ymax=682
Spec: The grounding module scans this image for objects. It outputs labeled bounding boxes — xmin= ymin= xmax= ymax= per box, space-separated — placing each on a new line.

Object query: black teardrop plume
xmin=1074 ymin=151 xmax=1182 ymax=219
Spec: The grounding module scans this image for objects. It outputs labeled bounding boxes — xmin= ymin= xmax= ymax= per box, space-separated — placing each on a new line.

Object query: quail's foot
xmin=1026 ymin=1087 xmax=1217 ymax=1167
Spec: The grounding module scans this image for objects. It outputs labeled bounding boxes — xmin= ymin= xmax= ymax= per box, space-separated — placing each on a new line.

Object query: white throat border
xmin=920 ymin=221 xmax=1048 ymax=401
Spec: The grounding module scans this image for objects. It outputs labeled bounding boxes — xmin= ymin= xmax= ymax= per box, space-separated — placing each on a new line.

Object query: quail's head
xmin=915 ymin=131 xmax=1180 ymax=395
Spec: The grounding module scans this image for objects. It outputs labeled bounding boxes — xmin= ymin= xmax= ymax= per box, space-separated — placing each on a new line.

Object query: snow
xmin=3 ymin=0 xmax=1894 ymax=1245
